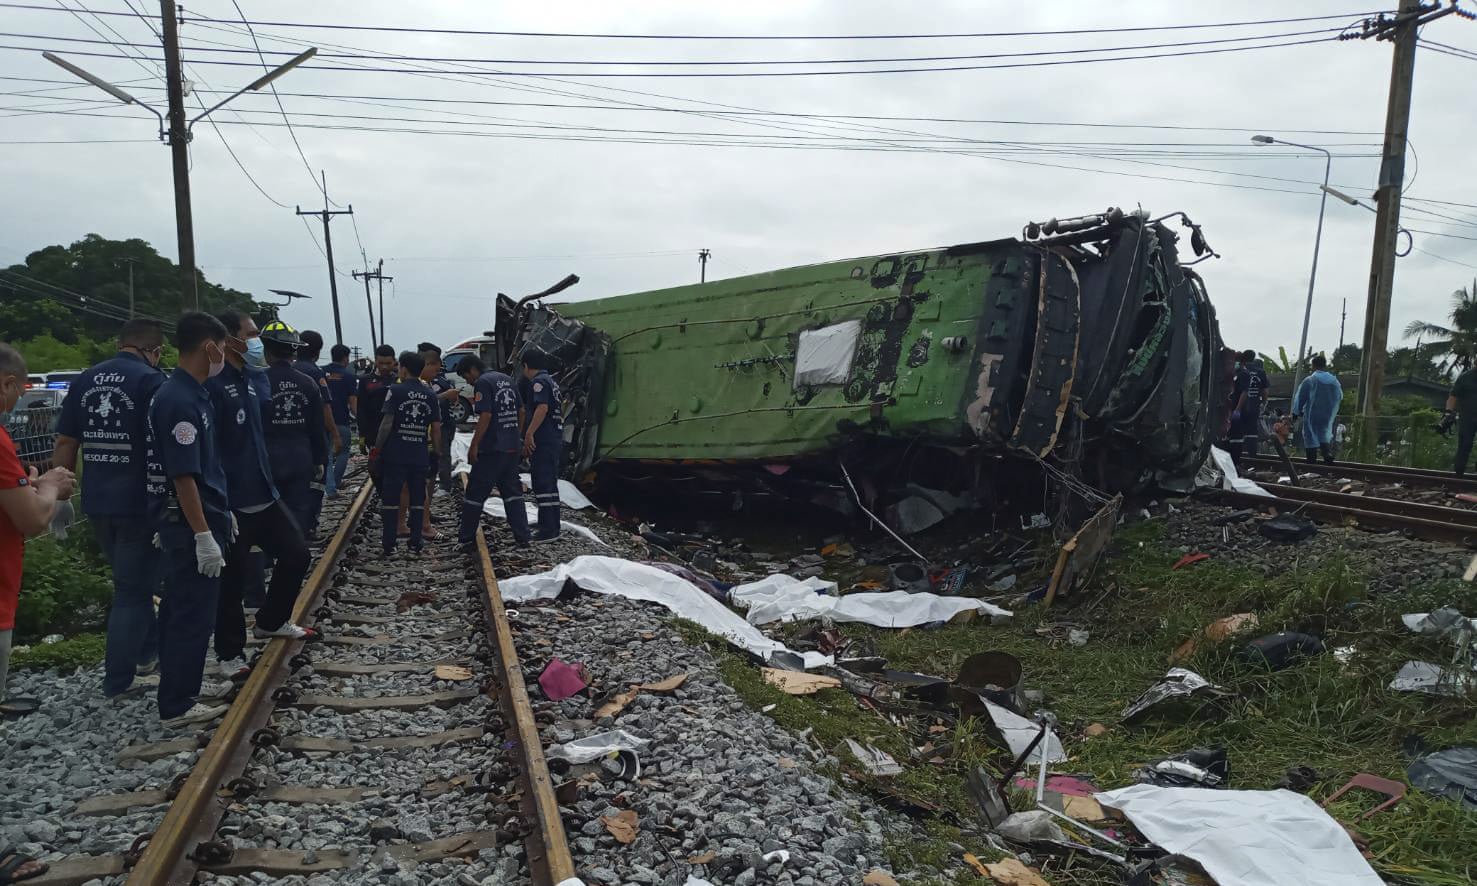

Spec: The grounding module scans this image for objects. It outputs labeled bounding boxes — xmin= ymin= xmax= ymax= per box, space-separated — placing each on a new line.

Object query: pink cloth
xmin=538 ymin=658 xmax=590 ymax=701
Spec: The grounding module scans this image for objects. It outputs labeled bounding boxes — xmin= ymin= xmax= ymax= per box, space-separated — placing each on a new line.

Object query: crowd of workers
xmin=1223 ymin=349 xmax=1345 ymax=469
xmin=0 ymin=312 xmax=563 ymax=732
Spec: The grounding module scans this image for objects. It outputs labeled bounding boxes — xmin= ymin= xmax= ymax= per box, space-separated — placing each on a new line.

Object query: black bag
xmin=1258 ymin=514 xmax=1317 ymax=543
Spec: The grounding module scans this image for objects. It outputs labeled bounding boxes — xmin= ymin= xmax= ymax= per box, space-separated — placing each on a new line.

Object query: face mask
xmin=208 ymin=343 xmax=226 ymax=377
xmin=244 ymin=337 xmax=266 ymax=367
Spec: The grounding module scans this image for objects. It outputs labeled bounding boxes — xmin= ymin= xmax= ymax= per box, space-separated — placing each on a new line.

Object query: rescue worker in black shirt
xmin=520 ymin=350 xmax=563 ymax=542
xmin=355 ymin=344 xmax=397 ymax=452
xmin=374 ymin=351 xmax=439 ymax=556
xmin=210 ymin=312 xmax=316 ymax=682
xmin=418 ymin=342 xmax=458 ymax=496
xmin=146 ymin=311 xmax=233 ymax=727
xmin=53 ymin=318 xmax=166 ymax=699
xmin=323 ymin=344 xmax=357 ymax=498
xmin=454 ymin=355 xmax=530 ymax=550
xmin=292 ymin=330 xmax=342 ymax=534
xmin=261 ymin=321 xmax=328 ymax=535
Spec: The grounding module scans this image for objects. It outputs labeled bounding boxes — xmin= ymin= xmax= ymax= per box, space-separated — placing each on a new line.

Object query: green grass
xmin=10 ymin=632 xmax=105 ymax=671
xmin=676 ymin=522 xmax=1477 ymax=885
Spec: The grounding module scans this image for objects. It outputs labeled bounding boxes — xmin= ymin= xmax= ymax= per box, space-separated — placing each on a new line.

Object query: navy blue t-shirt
xmin=147 ymin=369 xmax=230 ymax=535
xmin=322 ymin=362 xmax=356 ymax=426
xmin=207 ymin=362 xmax=278 ymax=511
xmin=379 ymin=380 xmax=436 ymax=466
xmin=473 ymin=371 xmax=521 ymax=453
xmin=294 ymin=359 xmax=330 ymax=402
xmin=525 ymin=371 xmax=563 ymax=444
xmin=265 ymin=361 xmax=327 ymax=480
xmin=427 ymin=371 xmax=454 ymax=425
xmin=56 ymin=350 xmax=164 ymax=518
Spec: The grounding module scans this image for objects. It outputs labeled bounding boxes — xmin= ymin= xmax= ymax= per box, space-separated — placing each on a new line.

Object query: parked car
xmin=442 ymin=335 xmax=495 ymax=426
xmin=26 ymin=373 xmax=44 ymax=388
xmin=42 ymin=369 xmax=84 ymax=390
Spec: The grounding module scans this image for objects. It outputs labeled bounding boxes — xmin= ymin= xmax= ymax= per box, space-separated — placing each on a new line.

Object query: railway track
xmin=29 ymin=477 xmax=575 ymax=886
xmin=1211 ymin=482 xmax=1477 ymax=547
xmin=1242 ymin=455 xmax=1477 ymax=494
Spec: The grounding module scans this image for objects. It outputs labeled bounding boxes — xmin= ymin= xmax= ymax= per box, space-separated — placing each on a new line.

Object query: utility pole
xmin=296 ymin=171 xmax=353 ymax=347
xmin=117 ymin=257 xmax=138 ymax=318
xmin=1351 ymin=0 xmax=1460 ymax=426
xmin=698 ymin=248 xmax=711 ymax=283
xmin=1339 ymin=298 xmax=1347 ymax=352
xmin=352 ymin=259 xmax=392 ymax=348
xmin=158 ymin=0 xmax=196 ymax=309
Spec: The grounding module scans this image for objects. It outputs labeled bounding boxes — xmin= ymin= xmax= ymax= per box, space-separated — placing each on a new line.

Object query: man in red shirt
xmin=1 ymin=343 xmax=77 ymax=710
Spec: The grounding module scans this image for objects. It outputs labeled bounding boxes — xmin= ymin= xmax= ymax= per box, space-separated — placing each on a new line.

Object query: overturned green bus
xmin=492 ymin=208 xmax=1227 ymax=507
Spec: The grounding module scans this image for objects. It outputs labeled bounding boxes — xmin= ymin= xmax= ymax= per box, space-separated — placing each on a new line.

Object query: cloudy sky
xmin=3 ymin=1 xmax=1475 ymax=360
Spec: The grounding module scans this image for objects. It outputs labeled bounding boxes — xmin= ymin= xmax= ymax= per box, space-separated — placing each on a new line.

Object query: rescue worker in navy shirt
xmin=293 ymin=329 xmax=341 ymax=533
xmin=520 ymin=350 xmax=563 ymax=542
xmin=418 ymin=342 xmax=458 ymax=496
xmin=261 ymin=321 xmax=328 ymax=537
xmin=323 ymin=344 xmax=357 ymax=497
xmin=1227 ymin=349 xmax=1269 ymax=467
xmin=146 ymin=312 xmax=233 ymax=727
xmin=210 ymin=311 xmax=316 ymax=682
xmin=53 ymin=318 xmax=166 ymax=699
xmin=356 ymin=344 xmax=398 ymax=452
xmin=374 ymin=351 xmax=439 ymax=556
xmin=454 ymin=356 xmax=530 ymax=550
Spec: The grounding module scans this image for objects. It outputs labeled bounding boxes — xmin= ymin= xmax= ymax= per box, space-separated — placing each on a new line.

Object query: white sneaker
xmin=252 ymin=622 xmax=317 ymax=641
xmin=136 ymin=659 xmax=158 ymax=677
xmin=217 ymin=657 xmax=250 ymax=680
xmin=161 ymin=702 xmax=227 ymax=728
xmin=132 ymin=673 xmax=161 ymax=689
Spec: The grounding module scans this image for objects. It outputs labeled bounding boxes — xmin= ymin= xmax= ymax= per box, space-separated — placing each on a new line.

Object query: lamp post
xmin=1253 ymin=134 xmax=1332 ymax=397
xmin=44 ymin=46 xmax=317 ymax=310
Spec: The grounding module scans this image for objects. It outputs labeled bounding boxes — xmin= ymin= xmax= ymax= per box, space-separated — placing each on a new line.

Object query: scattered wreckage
xmin=489 ymin=208 xmax=1225 ymax=540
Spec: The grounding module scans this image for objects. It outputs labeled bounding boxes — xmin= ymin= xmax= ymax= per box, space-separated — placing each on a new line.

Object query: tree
xmin=1403 ymin=279 xmax=1477 ymax=373
xmin=1258 ymin=346 xmax=1296 ymax=373
xmin=1331 ymin=343 xmax=1362 ymax=373
xmin=1 ymin=234 xmax=259 ymax=345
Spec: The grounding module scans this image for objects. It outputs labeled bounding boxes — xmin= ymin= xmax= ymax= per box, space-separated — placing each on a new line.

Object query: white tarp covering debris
xmin=1094 ymin=785 xmax=1383 ymax=886
xmin=498 ymin=556 xmax=831 ymax=669
xmin=1208 ymin=446 xmax=1274 ymax=498
xmin=793 ymin=320 xmax=861 ymax=387
xmin=546 ymin=729 xmax=649 ymax=764
xmin=450 ymin=432 xmax=606 ymax=544
xmin=730 ymin=573 xmax=1011 ymax=627
xmin=983 ymin=699 xmax=1066 ymax=764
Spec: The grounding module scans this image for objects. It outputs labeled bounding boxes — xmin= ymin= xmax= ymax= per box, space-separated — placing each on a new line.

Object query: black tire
xmin=448 ymin=395 xmax=470 ymax=425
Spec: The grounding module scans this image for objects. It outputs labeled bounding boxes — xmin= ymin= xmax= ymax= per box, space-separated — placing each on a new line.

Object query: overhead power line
xmin=0 ymin=34 xmax=1341 ymax=76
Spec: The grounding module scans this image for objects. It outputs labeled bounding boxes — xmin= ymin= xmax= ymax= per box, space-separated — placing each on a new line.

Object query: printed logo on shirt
xmin=236 ymin=407 xmax=246 ymax=425
xmin=173 ymin=421 xmax=198 ymax=445
xmin=473 ymin=391 xmax=483 ymax=403
xmin=532 ymin=382 xmax=543 ymax=393
xmin=495 ymin=386 xmax=516 ymax=408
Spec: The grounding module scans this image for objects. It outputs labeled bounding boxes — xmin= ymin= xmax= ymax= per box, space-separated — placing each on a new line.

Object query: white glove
xmin=49 ymin=499 xmax=75 ymax=541
xmin=228 ymin=512 xmax=239 ymax=544
xmin=194 ymin=531 xmax=226 ymax=578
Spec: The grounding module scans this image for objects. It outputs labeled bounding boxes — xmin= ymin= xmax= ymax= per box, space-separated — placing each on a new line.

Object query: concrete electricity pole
xmin=297 ymin=172 xmax=353 ymax=347
xmin=698 ymin=248 xmax=711 ymax=283
xmin=1352 ymin=0 xmax=1461 ymax=425
xmin=158 ymin=0 xmax=196 ymax=308
xmin=352 ymin=260 xmax=392 ymax=349
xmin=117 ymin=257 xmax=138 ymax=318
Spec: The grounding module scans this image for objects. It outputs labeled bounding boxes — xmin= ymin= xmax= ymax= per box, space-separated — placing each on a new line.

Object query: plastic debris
xmin=844 ymin=739 xmax=903 ymax=776
xmin=1172 ymin=552 xmax=1211 ymax=570
xmin=1238 ymin=632 xmax=1326 ymax=670
xmin=1258 ymin=514 xmax=1318 ymax=543
xmin=1389 ymin=661 xmax=1474 ymax=696
xmin=1122 ymin=668 xmax=1228 ymax=724
xmin=995 ymin=810 xmax=1068 ymax=844
xmin=547 ymin=730 xmax=650 ymax=764
xmin=1407 ymin=746 xmax=1477 ymax=809
xmin=1068 ymin=629 xmax=1091 ymax=647
xmin=981 ymin=700 xmax=1067 ymax=764
xmin=1096 ymin=785 xmax=1383 ymax=886
xmin=1135 ymin=747 xmax=1229 ymax=788
xmin=1401 ymin=608 xmax=1477 ymax=640
xmin=538 ymin=658 xmax=589 ymax=701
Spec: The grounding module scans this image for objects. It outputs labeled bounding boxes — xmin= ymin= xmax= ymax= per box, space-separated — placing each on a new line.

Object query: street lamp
xmin=43 ymin=46 xmax=317 ymax=309
xmin=1253 ymin=134 xmax=1333 ymax=397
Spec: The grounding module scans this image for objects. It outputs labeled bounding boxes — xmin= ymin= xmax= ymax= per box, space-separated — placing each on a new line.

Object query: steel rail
xmin=1242 ymin=455 xmax=1477 ymax=492
xmin=1257 ymin=482 xmax=1477 ymax=528
xmin=126 ymin=481 xmax=374 ymax=885
xmin=472 ymin=509 xmax=578 ymax=885
xmin=1211 ymin=487 xmax=1477 ymax=546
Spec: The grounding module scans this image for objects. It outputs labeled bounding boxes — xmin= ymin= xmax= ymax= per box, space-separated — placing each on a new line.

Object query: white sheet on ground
xmin=1210 ymin=446 xmax=1274 ymax=498
xmin=1094 ymin=785 xmax=1383 ymax=886
xmin=450 ymin=431 xmax=605 ymax=544
xmin=730 ymin=573 xmax=1011 ymax=627
xmin=498 ymin=556 xmax=831 ymax=669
